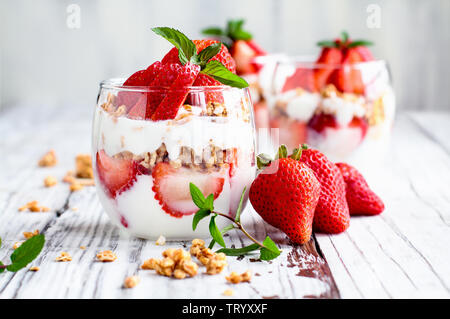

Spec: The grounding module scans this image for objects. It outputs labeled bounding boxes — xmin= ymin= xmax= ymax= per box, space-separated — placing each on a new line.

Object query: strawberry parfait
xmin=202 ymin=19 xmax=273 ymax=130
xmin=92 ymin=28 xmax=256 ymax=239
xmin=270 ymin=32 xmax=395 ymax=166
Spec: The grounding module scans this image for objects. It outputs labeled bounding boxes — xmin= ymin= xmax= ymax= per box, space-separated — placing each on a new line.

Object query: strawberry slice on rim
xmin=96 ymin=150 xmax=138 ymax=198
xmin=152 ymin=162 xmax=225 ymax=218
xmin=151 ymin=62 xmax=200 ymax=121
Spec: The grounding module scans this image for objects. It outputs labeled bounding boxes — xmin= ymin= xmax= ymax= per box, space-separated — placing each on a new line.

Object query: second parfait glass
xmin=269 ymin=58 xmax=396 ymax=168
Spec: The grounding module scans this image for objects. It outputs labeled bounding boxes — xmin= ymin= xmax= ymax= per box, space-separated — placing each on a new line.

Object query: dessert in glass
xmin=92 ymin=28 xmax=256 ymax=239
xmin=269 ymin=32 xmax=395 ymax=169
xmin=202 ymin=19 xmax=272 ymax=130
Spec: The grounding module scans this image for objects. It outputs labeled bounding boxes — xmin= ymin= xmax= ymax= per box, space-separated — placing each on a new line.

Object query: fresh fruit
xmin=308 ymin=113 xmax=369 ymax=142
xmin=314 ymin=47 xmax=343 ymax=90
xmin=152 ymin=62 xmax=200 ymax=121
xmin=314 ymin=31 xmax=374 ymax=94
xmin=282 ymin=67 xmax=316 ymax=93
xmin=96 ymin=150 xmax=138 ymax=198
xmin=117 ymin=61 xmax=162 ymax=110
xmin=202 ymin=19 xmax=266 ymax=75
xmin=336 ymin=163 xmax=384 ymax=215
xmin=299 ymin=145 xmax=350 ymax=233
xmin=249 ymin=146 xmax=321 ymax=244
xmin=152 ymin=162 xmax=225 ymax=218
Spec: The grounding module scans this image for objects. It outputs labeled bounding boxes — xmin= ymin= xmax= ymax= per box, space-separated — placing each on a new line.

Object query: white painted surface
xmin=0 ymin=105 xmax=449 ymax=298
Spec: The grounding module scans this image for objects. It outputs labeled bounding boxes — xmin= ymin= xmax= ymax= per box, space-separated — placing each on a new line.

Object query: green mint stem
xmin=213 ymin=211 xmax=268 ymax=251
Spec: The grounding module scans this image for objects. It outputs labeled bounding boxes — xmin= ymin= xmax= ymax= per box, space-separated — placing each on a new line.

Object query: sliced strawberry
xmin=192 ymin=73 xmax=224 ymax=104
xmin=282 ymin=67 xmax=316 ymax=92
xmin=152 ymin=162 xmax=225 ymax=218
xmin=96 ymin=150 xmax=138 ymax=198
xmin=353 ymin=46 xmax=374 ymax=62
xmin=152 ymin=63 xmax=200 ymax=121
xmin=231 ymin=40 xmax=262 ymax=75
xmin=313 ymin=47 xmax=343 ymax=91
xmin=308 ymin=113 xmax=339 ymax=133
xmin=349 ymin=116 xmax=369 ymax=139
xmin=145 ymin=63 xmax=183 ymax=119
xmin=127 ymin=93 xmax=147 ymax=119
xmin=117 ymin=62 xmax=162 ymax=110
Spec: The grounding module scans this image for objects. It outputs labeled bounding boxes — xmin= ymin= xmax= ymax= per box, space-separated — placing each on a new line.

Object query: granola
xmin=38 ymin=150 xmax=57 ymax=167
xmin=124 ymin=276 xmax=140 ymax=288
xmin=225 ymin=270 xmax=252 ymax=284
xmin=23 ymin=229 xmax=39 ymax=239
xmin=141 ymin=248 xmax=198 ymax=279
xmin=55 ymin=252 xmax=72 ymax=262
xmin=18 ymin=201 xmax=50 ymax=213
xmin=96 ymin=250 xmax=117 ymax=262
xmin=44 ymin=176 xmax=58 ymax=187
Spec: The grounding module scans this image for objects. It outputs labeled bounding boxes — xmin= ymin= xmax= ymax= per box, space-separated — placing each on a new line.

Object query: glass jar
xmin=269 ymin=58 xmax=396 ymax=169
xmin=92 ymin=79 xmax=256 ymax=239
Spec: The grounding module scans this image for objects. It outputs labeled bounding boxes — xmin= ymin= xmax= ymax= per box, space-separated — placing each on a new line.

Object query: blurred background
xmin=0 ymin=0 xmax=449 ymax=113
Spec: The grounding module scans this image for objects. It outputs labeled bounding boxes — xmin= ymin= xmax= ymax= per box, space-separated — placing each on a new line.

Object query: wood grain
xmin=1 ymin=105 xmax=449 ymax=298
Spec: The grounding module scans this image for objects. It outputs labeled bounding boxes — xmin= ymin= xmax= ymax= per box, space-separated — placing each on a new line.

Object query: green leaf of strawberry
xmin=347 ymin=40 xmax=374 ymax=48
xmin=201 ymin=61 xmax=248 ymax=88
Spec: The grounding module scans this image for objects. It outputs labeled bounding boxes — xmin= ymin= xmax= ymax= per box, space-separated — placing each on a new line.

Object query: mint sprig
xmin=152 ymin=27 xmax=248 ymax=88
xmin=189 ymin=183 xmax=281 ymax=261
xmin=0 ymin=234 xmax=45 ymax=273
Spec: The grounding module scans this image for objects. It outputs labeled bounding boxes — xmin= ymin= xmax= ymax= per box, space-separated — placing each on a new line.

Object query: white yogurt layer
xmin=96 ymin=166 xmax=255 ymax=239
xmin=285 ymin=91 xmax=321 ymax=122
xmin=95 ymin=107 xmax=255 ymax=159
xmin=321 ymin=94 xmax=366 ymax=126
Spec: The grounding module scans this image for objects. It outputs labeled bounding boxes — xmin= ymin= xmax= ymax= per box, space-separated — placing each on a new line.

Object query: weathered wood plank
xmin=316 ymin=114 xmax=450 ymax=298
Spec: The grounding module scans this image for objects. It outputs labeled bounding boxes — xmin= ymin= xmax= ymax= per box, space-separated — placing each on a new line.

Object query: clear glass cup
xmin=269 ymin=58 xmax=396 ymax=169
xmin=92 ymin=79 xmax=256 ymax=239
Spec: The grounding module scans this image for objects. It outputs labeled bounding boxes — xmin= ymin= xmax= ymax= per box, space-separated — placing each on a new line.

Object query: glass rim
xmin=275 ymin=55 xmax=388 ymax=69
xmin=100 ymin=78 xmax=250 ymax=93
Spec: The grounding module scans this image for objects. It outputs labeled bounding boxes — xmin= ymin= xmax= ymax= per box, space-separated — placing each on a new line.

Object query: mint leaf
xmin=217 ymin=243 xmax=260 ymax=256
xmin=209 ymin=215 xmax=226 ymax=248
xmin=197 ymin=43 xmax=222 ymax=66
xmin=348 ymin=40 xmax=374 ymax=47
xmin=208 ymin=224 xmax=234 ymax=249
xmin=203 ymin=194 xmax=214 ymax=211
xmin=260 ymin=236 xmax=281 ymax=261
xmin=7 ymin=234 xmax=45 ymax=272
xmin=234 ymin=187 xmax=246 ymax=223
xmin=190 ymin=182 xmax=206 ymax=208
xmin=201 ymin=61 xmax=248 ymax=88
xmin=192 ymin=209 xmax=211 ymax=231
xmin=0 ymin=261 xmax=5 ymax=274
xmin=152 ymin=27 xmax=196 ymax=65
xmin=202 ymin=27 xmax=224 ymax=36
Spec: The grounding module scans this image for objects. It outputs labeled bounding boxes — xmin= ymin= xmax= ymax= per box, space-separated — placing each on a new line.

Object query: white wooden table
xmin=0 ymin=105 xmax=449 ymax=299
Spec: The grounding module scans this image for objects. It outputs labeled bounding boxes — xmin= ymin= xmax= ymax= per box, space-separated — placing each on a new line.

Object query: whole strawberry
xmin=249 ymin=146 xmax=321 ymax=244
xmin=299 ymin=145 xmax=350 ymax=233
xmin=336 ymin=163 xmax=384 ymax=215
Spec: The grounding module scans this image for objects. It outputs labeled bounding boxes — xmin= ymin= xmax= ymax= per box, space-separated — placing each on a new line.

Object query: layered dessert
xmin=269 ymin=32 xmax=395 ymax=166
xmin=92 ymin=28 xmax=256 ymax=239
xmin=202 ymin=19 xmax=272 ymax=129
